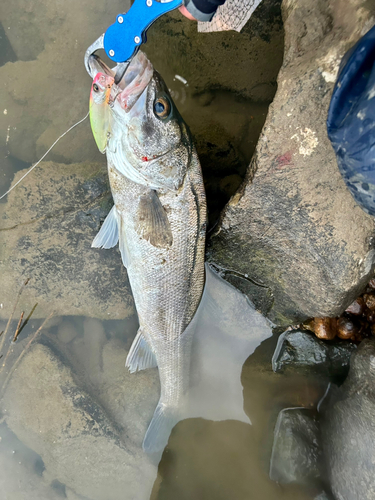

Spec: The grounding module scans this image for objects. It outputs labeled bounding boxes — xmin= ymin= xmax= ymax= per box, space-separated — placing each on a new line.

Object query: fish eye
xmin=93 ymin=83 xmax=100 ymax=93
xmin=154 ymin=97 xmax=171 ymax=119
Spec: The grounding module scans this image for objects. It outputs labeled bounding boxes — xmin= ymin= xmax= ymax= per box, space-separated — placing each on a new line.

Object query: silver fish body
xmin=89 ymin=53 xmax=207 ymax=452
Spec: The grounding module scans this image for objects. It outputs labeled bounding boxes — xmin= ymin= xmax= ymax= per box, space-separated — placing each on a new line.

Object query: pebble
xmin=337 ymin=317 xmax=358 ymax=340
xmin=313 ymin=317 xmax=336 ymax=340
xmin=306 ymin=280 xmax=375 ymax=342
xmin=346 ymin=297 xmax=365 ymax=315
xmin=364 ymin=293 xmax=375 ymax=310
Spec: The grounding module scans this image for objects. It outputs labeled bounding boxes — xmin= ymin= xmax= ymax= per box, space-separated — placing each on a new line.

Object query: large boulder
xmin=0 ymin=161 xmax=135 ymax=320
xmin=208 ymin=0 xmax=375 ymax=326
xmin=321 ymin=339 xmax=375 ymax=500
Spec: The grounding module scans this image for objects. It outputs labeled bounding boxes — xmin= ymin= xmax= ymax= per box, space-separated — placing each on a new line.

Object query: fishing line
xmin=0 ymin=112 xmax=90 ymax=201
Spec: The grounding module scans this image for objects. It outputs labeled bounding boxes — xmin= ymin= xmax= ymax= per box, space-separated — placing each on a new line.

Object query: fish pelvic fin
xmin=91 ymin=205 xmax=119 ymax=249
xmin=135 ymin=190 xmax=173 ymax=248
xmin=92 ymin=204 xmax=130 ymax=268
xmin=125 ymin=328 xmax=157 ymax=373
xmin=143 ymin=402 xmax=180 ymax=454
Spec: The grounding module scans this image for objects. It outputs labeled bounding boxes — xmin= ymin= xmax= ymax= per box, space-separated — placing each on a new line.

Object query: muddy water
xmin=0 ymin=1 xmax=325 ymax=499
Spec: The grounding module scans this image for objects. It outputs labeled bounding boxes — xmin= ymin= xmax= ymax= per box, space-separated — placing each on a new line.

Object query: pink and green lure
xmin=89 ymin=73 xmax=115 ymax=153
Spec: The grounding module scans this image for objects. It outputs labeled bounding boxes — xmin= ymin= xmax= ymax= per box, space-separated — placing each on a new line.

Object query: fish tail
xmin=142 ymin=401 xmax=179 ymax=454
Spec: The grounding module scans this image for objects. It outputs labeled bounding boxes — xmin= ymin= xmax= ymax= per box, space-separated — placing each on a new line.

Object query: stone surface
xmin=208 ymin=0 xmax=375 ymax=326
xmin=272 ymin=329 xmax=356 ymax=380
xmin=0 ymin=422 xmax=80 ymax=500
xmin=322 ymin=339 xmax=375 ymax=500
xmin=0 ymin=161 xmax=135 ymax=320
xmin=2 ymin=340 xmax=158 ymax=500
xmin=269 ymin=408 xmax=321 ymax=485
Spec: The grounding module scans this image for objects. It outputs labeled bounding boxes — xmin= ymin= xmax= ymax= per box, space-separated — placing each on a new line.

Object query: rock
xmin=2 ymin=340 xmax=157 ymax=500
xmin=314 ymin=493 xmax=332 ymax=500
xmin=208 ymin=0 xmax=375 ymax=326
xmin=0 ymin=161 xmax=135 ymax=320
xmin=82 ymin=318 xmax=106 ymax=385
xmin=57 ymin=321 xmax=78 ymax=344
xmin=0 ymin=422 xmax=60 ymax=500
xmin=272 ymin=329 xmax=356 ymax=380
xmin=0 ymin=22 xmax=17 ymax=67
xmin=336 ymin=316 xmax=358 ymax=340
xmin=345 ymin=297 xmax=365 ymax=315
xmin=269 ymin=408 xmax=321 ymax=485
xmin=322 ymin=339 xmax=375 ymax=500
xmin=313 ymin=318 xmax=337 ymax=341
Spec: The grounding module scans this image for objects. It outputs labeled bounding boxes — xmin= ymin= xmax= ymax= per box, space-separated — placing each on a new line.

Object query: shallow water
xmin=0 ymin=1 xmax=325 ymax=499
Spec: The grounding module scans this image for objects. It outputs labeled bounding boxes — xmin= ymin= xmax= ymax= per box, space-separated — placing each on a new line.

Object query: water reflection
xmin=187 ymin=265 xmax=272 ymax=424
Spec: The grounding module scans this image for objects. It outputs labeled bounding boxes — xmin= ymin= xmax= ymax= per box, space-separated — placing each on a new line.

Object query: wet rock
xmin=313 ymin=318 xmax=336 ymax=341
xmin=0 ymin=161 xmax=135 ymax=320
xmin=321 ymin=339 xmax=375 ymax=500
xmin=336 ymin=317 xmax=358 ymax=340
xmin=269 ymin=408 xmax=321 ymax=485
xmin=57 ymin=321 xmax=78 ymax=344
xmin=314 ymin=493 xmax=332 ymax=500
xmin=208 ymin=0 xmax=375 ymax=326
xmin=363 ymin=293 xmax=375 ymax=310
xmin=345 ymin=297 xmax=365 ymax=316
xmin=0 ymin=22 xmax=17 ymax=66
xmin=0 ymin=422 xmax=76 ymax=500
xmin=272 ymin=329 xmax=356 ymax=380
xmin=2 ymin=341 xmax=157 ymax=500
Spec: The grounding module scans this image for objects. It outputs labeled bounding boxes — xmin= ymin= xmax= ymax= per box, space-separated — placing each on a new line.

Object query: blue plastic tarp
xmin=327 ymin=25 xmax=375 ymax=216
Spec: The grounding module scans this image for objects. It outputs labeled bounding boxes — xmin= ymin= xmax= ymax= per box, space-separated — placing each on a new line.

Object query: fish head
xmin=114 ymin=53 xmax=192 ymax=191
xmin=88 ymin=56 xmax=115 ymax=153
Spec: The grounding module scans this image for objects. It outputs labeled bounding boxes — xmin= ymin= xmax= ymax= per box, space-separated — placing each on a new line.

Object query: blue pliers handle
xmin=84 ymin=0 xmax=183 ymax=80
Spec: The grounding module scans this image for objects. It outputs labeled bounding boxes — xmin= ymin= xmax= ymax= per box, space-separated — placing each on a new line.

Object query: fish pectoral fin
xmin=143 ymin=402 xmax=180 ymax=453
xmin=125 ymin=328 xmax=157 ymax=373
xmin=91 ymin=205 xmax=119 ymax=249
xmin=135 ymin=190 xmax=173 ymax=248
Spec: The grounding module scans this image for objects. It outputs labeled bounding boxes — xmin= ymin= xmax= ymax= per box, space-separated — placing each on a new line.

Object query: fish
xmin=88 ymin=52 xmax=207 ymax=453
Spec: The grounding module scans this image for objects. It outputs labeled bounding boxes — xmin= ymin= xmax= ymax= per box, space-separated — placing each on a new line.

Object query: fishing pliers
xmin=84 ymin=0 xmax=183 ymax=83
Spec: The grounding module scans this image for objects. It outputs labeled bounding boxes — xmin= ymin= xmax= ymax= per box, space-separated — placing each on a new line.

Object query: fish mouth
xmin=88 ymin=55 xmax=115 ymax=80
xmin=88 ymin=52 xmax=153 ymax=97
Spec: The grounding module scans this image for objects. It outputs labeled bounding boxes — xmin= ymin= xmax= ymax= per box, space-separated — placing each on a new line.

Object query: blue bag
xmin=327 ymin=25 xmax=375 ymax=216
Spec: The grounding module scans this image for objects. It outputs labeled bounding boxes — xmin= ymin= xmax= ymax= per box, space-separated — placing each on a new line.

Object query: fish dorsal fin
xmin=91 ymin=205 xmax=119 ymax=249
xmin=136 ymin=190 xmax=173 ymax=248
xmin=125 ymin=328 xmax=157 ymax=373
